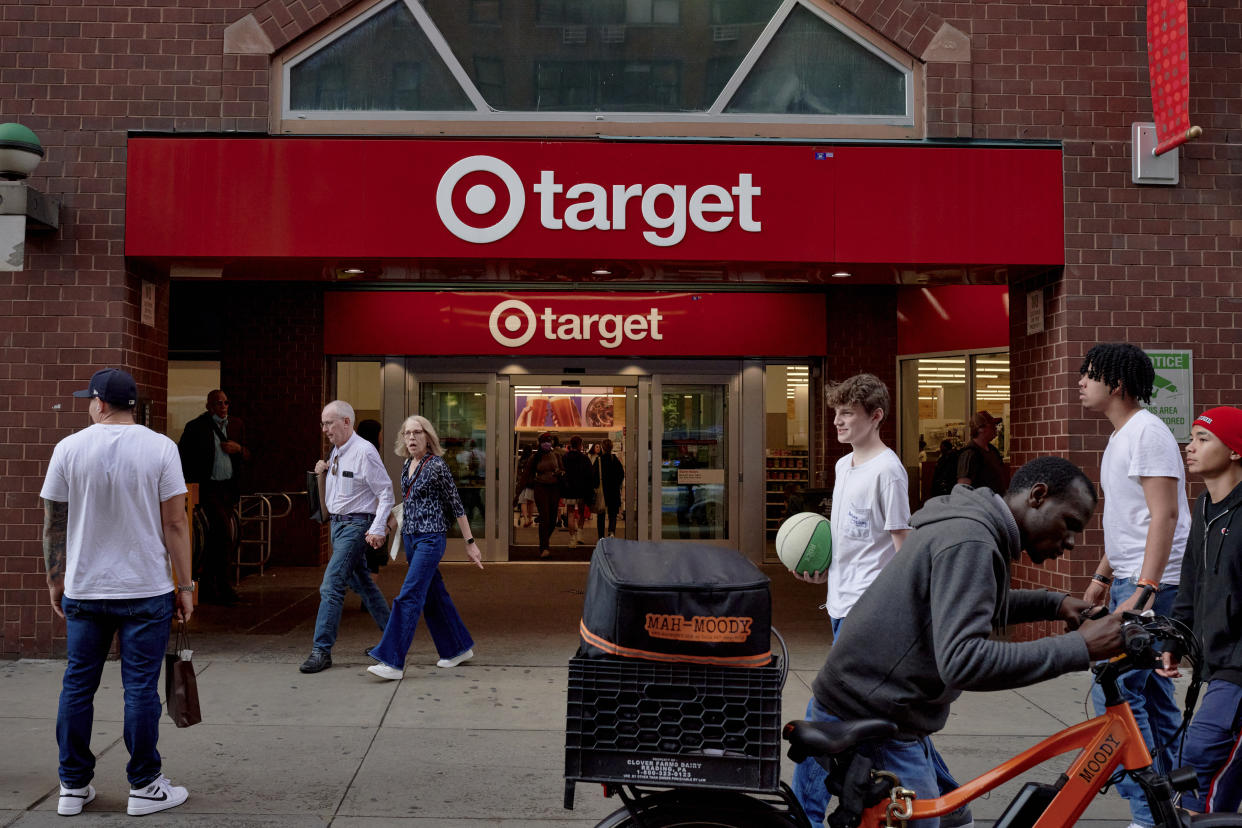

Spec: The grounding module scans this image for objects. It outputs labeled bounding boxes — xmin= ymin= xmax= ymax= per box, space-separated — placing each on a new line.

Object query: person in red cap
xmin=1158 ymin=406 xmax=1242 ymax=814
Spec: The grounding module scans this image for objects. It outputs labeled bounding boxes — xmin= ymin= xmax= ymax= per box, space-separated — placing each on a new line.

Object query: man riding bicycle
xmin=793 ymin=457 xmax=1126 ymax=827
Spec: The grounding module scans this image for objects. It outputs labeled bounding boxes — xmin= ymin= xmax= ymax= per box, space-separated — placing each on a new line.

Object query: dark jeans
xmin=533 ymin=483 xmax=559 ymax=550
xmin=369 ymin=532 xmax=473 ymax=670
xmin=312 ymin=516 xmax=391 ymax=654
xmin=58 ymin=593 xmax=175 ymax=789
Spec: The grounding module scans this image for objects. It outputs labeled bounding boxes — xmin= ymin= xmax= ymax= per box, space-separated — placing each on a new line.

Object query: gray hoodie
xmin=811 ymin=485 xmax=1090 ymax=738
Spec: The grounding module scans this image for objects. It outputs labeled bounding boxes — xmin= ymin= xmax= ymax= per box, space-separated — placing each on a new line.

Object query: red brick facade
xmin=2 ymin=0 xmax=1239 ymax=656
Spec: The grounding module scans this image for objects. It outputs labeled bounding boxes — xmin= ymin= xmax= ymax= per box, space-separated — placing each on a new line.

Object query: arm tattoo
xmin=42 ymin=498 xmax=68 ymax=580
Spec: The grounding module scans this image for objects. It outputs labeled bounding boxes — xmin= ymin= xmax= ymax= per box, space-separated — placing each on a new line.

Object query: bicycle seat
xmin=782 ymin=718 xmax=899 ymax=760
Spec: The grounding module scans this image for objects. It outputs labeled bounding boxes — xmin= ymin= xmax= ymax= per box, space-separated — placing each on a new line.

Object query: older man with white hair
xmin=300 ymin=400 xmax=393 ymax=674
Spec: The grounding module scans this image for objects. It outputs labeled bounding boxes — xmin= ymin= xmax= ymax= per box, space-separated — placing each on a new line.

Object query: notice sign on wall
xmin=1142 ymin=350 xmax=1193 ymax=441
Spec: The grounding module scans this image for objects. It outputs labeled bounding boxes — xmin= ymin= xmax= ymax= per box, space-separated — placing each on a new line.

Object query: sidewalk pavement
xmin=0 ymin=562 xmax=1156 ymax=826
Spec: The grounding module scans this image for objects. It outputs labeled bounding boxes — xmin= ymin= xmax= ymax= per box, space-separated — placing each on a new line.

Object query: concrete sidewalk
xmin=0 ymin=563 xmax=1147 ymax=826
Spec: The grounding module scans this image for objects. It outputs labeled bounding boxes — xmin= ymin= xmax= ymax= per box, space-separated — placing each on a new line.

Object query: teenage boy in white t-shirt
xmin=1078 ymin=342 xmax=1191 ymax=828
xmin=789 ymin=374 xmax=972 ymax=827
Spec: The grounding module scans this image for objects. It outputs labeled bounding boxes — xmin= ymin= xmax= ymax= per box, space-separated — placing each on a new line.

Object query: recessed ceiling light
xmin=341 ymin=268 xmax=365 ymax=275
xmin=591 ymin=269 xmax=612 ymax=276
xmin=830 ymin=271 xmax=852 ymax=278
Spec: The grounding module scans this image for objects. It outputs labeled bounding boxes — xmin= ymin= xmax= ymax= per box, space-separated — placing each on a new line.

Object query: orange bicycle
xmin=587 ymin=614 xmax=1242 ymax=827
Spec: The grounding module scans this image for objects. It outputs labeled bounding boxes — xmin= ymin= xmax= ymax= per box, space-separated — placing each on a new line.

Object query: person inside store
xmin=1079 ymin=342 xmax=1190 ymax=828
xmin=797 ymin=456 xmax=1124 ymax=828
xmin=514 ymin=445 xmax=535 ymax=528
xmin=527 ymin=432 xmax=564 ymax=558
xmin=365 ymin=415 xmax=483 ymax=681
xmin=561 ymin=435 xmax=594 ymax=548
xmin=1158 ymin=406 xmax=1242 ymax=815
xmin=177 ymin=389 xmax=249 ymax=605
xmin=300 ymin=400 xmax=392 ymax=675
xmin=355 ymin=419 xmax=389 ymax=587
xmin=595 ymin=438 xmax=625 ymax=539
xmin=955 ymin=410 xmax=1010 ymax=495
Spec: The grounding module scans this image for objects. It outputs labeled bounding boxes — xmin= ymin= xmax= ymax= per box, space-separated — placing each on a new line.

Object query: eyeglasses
xmin=321 ymin=419 xmax=338 ymax=428
xmin=402 ymin=429 xmax=425 ymax=437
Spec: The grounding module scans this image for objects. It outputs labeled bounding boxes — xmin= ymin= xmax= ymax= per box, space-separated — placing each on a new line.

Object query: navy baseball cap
xmin=73 ymin=368 xmax=138 ymax=406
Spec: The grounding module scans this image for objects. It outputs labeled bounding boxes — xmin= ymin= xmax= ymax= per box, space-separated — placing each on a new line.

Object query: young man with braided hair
xmin=1078 ymin=342 xmax=1191 ymax=828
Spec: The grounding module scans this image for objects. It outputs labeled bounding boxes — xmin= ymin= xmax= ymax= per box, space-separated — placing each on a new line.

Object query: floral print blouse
xmin=400 ymin=454 xmax=465 ymax=534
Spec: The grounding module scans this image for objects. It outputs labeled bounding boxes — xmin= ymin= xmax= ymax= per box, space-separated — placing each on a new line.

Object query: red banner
xmin=1148 ymin=0 xmax=1197 ymax=156
xmin=323 ymin=291 xmax=827 ymax=357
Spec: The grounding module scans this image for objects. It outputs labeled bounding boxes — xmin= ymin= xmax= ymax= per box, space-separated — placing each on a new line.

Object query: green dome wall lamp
xmin=0 ymin=122 xmax=60 ymax=272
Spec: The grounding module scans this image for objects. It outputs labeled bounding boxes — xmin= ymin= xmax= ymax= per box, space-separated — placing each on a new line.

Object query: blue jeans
xmin=312 ymin=517 xmax=391 ymax=654
xmin=1181 ymin=680 xmax=1242 ymax=813
xmin=58 ymin=593 xmax=174 ymax=789
xmin=1091 ymin=577 xmax=1182 ymax=827
xmin=792 ymin=698 xmax=941 ymax=828
xmin=369 ymin=532 xmax=474 ymax=670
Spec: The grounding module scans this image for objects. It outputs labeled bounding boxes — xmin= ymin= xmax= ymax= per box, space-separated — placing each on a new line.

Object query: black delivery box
xmin=576 ymin=538 xmax=772 ymax=667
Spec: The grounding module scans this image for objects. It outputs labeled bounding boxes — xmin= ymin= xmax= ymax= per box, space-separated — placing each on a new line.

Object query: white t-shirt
xmin=40 ymin=423 xmax=187 ymax=600
xmin=1100 ymin=408 xmax=1190 ymax=584
xmin=826 ymin=448 xmax=912 ymax=618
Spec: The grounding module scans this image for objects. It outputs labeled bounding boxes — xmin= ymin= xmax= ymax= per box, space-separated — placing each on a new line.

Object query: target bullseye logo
xmin=488 ymin=299 xmax=537 ymax=347
xmin=436 ymin=155 xmax=525 ymax=244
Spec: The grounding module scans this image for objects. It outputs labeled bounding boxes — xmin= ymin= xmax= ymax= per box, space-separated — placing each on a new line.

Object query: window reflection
xmin=661 ymin=385 xmax=728 ymax=540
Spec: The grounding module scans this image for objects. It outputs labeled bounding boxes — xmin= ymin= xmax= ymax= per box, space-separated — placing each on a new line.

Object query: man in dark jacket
xmin=178 ymin=390 xmax=250 ymax=604
xmin=793 ymin=457 xmax=1124 ymax=826
xmin=1160 ymin=407 xmax=1242 ymax=814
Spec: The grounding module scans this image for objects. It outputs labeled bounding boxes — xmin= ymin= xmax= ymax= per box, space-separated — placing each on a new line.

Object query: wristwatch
xmin=465 ymin=538 xmax=476 ymax=545
xmin=176 ymin=583 xmax=196 ymax=594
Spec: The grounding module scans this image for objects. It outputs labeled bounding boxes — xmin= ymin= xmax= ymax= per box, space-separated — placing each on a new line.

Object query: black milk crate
xmin=564 ymin=656 xmax=782 ymax=802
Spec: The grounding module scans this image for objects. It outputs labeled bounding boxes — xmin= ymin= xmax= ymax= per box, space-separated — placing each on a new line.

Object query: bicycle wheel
xmin=595 ymin=790 xmax=797 ymax=828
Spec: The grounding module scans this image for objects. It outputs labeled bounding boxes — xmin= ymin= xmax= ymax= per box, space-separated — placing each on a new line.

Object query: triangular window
xmin=287 ymin=2 xmax=474 ymax=112
xmin=725 ymin=5 xmax=907 ymax=115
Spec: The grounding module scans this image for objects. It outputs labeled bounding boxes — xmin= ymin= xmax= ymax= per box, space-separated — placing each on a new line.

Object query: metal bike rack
xmin=234 ymin=492 xmax=295 ymax=584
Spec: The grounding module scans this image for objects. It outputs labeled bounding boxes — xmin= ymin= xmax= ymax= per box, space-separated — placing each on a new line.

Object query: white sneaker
xmin=436 ymin=648 xmax=474 ymax=668
xmin=58 ymin=783 xmax=95 ymax=816
xmin=367 ymin=663 xmax=403 ymax=681
xmin=127 ymin=775 xmax=188 ymax=816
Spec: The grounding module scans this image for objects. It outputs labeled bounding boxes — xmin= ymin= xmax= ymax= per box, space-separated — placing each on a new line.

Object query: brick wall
xmin=1 ymin=0 xmax=1239 ymax=655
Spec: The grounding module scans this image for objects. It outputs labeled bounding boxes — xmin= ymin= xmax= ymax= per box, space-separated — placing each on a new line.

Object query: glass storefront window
xmin=511 ymin=383 xmax=629 ymax=558
xmin=660 ymin=385 xmax=728 ymax=540
xmin=420 ymin=383 xmax=490 ymax=537
xmin=764 ymin=365 xmax=813 ymax=554
xmin=899 ymin=352 xmax=1010 ymax=508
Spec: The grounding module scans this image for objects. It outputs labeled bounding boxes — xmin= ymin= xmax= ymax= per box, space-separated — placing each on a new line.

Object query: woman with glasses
xmin=365 ymin=415 xmax=484 ymax=681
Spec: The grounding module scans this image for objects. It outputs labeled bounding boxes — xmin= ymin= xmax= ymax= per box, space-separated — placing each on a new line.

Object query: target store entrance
xmin=325 ymin=291 xmax=825 ymax=564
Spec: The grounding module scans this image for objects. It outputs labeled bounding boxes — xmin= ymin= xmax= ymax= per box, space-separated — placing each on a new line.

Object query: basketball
xmin=775 ymin=512 xmax=832 ymax=574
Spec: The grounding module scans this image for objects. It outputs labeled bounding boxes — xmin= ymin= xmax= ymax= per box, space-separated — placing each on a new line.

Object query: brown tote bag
xmin=165 ymin=620 xmax=202 ymax=728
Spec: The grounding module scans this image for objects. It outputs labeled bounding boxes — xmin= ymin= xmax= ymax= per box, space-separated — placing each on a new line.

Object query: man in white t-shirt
xmin=40 ymin=368 xmax=195 ymax=817
xmin=1079 ymin=342 xmax=1191 ymax=828
xmin=789 ymin=374 xmax=971 ymax=827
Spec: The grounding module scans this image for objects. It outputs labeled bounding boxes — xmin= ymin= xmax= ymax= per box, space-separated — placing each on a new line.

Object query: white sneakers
xmin=127 ymin=775 xmax=188 ymax=816
xmin=58 ymin=776 xmax=187 ymax=817
xmin=436 ymin=648 xmax=474 ymax=669
xmin=57 ymin=783 xmax=95 ymax=816
xmin=366 ymin=663 xmax=404 ymax=681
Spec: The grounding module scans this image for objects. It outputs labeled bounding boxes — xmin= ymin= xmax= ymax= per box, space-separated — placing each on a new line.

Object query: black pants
xmin=596 ymin=496 xmax=620 ymax=537
xmin=533 ymin=483 xmax=560 ymax=551
xmin=197 ymin=479 xmax=238 ymax=594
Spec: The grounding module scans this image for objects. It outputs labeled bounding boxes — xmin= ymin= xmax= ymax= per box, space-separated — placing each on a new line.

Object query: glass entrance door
xmin=656 ymin=382 xmax=732 ymax=540
xmin=508 ymin=378 xmax=638 ymax=561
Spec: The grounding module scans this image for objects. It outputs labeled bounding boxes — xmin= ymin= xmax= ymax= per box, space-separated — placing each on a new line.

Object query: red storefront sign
xmin=324 ymin=291 xmax=827 ymax=357
xmin=126 ymin=138 xmax=1064 ymax=266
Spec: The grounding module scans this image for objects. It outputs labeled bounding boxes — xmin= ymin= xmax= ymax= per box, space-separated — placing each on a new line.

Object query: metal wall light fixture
xmin=0 ymin=123 xmax=61 ymax=271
